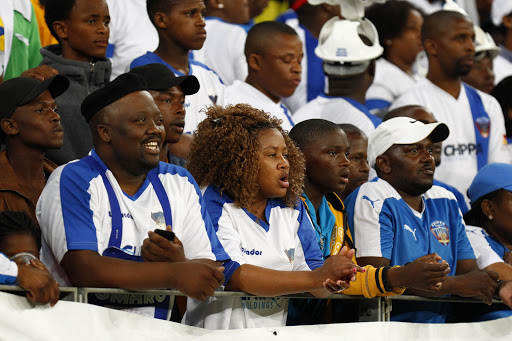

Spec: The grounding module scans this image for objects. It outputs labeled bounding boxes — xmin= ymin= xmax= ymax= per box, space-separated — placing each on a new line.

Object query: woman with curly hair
xmin=183 ymin=104 xmax=363 ymax=329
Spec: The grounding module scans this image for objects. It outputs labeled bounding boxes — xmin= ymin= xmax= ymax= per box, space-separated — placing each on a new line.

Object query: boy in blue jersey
xmin=345 ymin=116 xmax=501 ymax=323
xmin=36 ymin=72 xmax=228 ymax=319
xmin=130 ymin=0 xmax=225 ymax=140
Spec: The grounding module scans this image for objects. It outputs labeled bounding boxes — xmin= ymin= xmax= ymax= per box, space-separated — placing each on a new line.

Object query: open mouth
xmin=340 ymin=172 xmax=350 ymax=184
xmin=143 ymin=141 xmax=160 ymax=153
xmin=279 ymin=174 xmax=290 ymax=188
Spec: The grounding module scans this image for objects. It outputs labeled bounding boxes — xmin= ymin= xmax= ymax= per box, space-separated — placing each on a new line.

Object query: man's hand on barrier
xmin=141 ymin=227 xmax=187 ymax=263
xmin=452 ymin=270 xmax=499 ymax=305
xmin=316 ymin=246 xmax=365 ymax=292
xmin=497 ymin=280 xmax=512 ymax=308
xmin=16 ymin=261 xmax=60 ymax=307
xmin=174 ymin=262 xmax=224 ymax=301
xmin=388 ymin=253 xmax=450 ymax=291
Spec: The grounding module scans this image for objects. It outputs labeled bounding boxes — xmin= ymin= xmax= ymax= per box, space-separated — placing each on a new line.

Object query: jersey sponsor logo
xmin=284 ymin=248 xmax=295 ymax=265
xmin=443 ymin=143 xmax=483 ymax=156
xmin=108 ymin=211 xmax=133 ymax=219
xmin=475 ymin=116 xmax=490 ymax=138
xmin=362 ymin=195 xmax=380 ymax=208
xmin=241 ymin=245 xmax=263 ymax=256
xmin=430 ymin=221 xmax=450 ymax=245
xmin=404 ymin=224 xmax=417 ymax=241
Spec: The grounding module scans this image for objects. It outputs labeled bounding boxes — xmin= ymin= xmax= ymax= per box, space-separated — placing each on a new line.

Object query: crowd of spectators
xmin=2 ymin=0 xmax=512 ymax=331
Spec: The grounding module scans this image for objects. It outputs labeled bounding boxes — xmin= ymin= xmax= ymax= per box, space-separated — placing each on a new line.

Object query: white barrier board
xmin=0 ymin=291 xmax=511 ymax=341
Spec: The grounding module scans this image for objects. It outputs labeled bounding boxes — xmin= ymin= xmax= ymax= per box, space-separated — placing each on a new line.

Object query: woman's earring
xmin=488 ymin=215 xmax=493 ymax=221
xmin=218 ymin=3 xmax=224 ymax=8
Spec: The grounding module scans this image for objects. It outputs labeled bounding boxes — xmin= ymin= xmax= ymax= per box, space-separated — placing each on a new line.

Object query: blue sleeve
xmin=60 ymin=164 xmax=99 ymax=251
xmin=454 ymin=208 xmax=476 ymax=261
xmin=378 ymin=204 xmax=396 ymax=260
xmin=296 ymin=201 xmax=324 ymax=270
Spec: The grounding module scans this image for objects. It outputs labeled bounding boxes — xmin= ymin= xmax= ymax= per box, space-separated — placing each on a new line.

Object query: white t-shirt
xmin=278 ymin=16 xmax=325 ymax=114
xmin=493 ymin=54 xmax=512 ymax=85
xmin=466 ymin=225 xmax=505 ymax=270
xmin=223 ymin=80 xmax=294 ymax=131
xmin=366 ymin=58 xmax=422 ymax=116
xmin=191 ymin=17 xmax=247 ymax=86
xmin=293 ymin=94 xmax=380 ymax=137
xmin=390 ymin=79 xmax=510 ymax=201
xmin=105 ymin=0 xmax=158 ymax=80
xmin=130 ymin=52 xmax=226 ymax=132
xmin=183 ymin=186 xmax=324 ymax=329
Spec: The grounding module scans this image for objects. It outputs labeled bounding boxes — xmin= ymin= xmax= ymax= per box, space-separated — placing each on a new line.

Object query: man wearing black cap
xmin=36 ymin=73 xmax=229 ymax=319
xmin=129 ymin=63 xmax=200 ymax=166
xmin=0 ymin=75 xmax=69 ymax=225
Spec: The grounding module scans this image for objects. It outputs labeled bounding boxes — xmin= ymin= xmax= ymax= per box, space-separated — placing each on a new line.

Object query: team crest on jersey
xmin=475 ymin=117 xmax=490 ymax=138
xmin=284 ymin=248 xmax=295 ymax=265
xmin=430 ymin=221 xmax=450 ymax=245
xmin=151 ymin=211 xmax=166 ymax=229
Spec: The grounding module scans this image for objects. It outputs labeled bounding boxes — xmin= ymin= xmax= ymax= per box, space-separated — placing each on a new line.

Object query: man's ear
xmin=423 ymin=38 xmax=437 ymax=57
xmin=154 ymin=12 xmax=167 ymax=30
xmin=53 ymin=20 xmax=68 ymax=41
xmin=97 ymin=124 xmax=112 ymax=143
xmin=248 ymin=53 xmax=262 ymax=72
xmin=0 ymin=118 xmax=19 ymax=137
xmin=375 ymin=155 xmax=391 ymax=175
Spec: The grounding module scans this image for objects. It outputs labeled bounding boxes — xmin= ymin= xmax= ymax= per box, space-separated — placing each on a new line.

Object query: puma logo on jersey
xmin=404 ymin=224 xmax=417 ymax=241
xmin=362 ymin=195 xmax=380 ymax=208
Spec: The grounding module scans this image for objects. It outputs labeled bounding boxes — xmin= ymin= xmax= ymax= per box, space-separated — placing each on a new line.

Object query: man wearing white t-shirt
xmin=37 ymin=73 xmax=228 ymax=319
xmin=223 ymin=21 xmax=300 ymax=131
xmin=293 ymin=17 xmax=383 ymax=137
xmin=391 ymin=10 xmax=510 ymax=201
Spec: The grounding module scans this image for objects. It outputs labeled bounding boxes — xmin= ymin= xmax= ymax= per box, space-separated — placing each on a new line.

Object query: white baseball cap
xmin=474 ymin=25 xmax=500 ymax=60
xmin=367 ymin=117 xmax=450 ymax=168
xmin=491 ymin=0 xmax=512 ymax=26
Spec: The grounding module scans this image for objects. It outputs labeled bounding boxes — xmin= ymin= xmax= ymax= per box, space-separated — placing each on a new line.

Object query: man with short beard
xmin=345 ymin=117 xmax=502 ymax=323
xmin=390 ymin=10 xmax=510 ymax=202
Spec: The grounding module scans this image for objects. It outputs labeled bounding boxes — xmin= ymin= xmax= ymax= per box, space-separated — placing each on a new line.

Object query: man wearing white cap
xmin=344 ymin=117 xmax=500 ymax=323
xmin=293 ymin=17 xmax=383 ymax=137
xmin=491 ymin=0 xmax=512 ymax=84
xmin=391 ymin=10 xmax=510 ymax=203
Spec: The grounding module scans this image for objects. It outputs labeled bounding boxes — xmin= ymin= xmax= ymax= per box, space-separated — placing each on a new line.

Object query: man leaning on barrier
xmin=345 ymin=117 xmax=505 ymax=323
xmin=36 ymin=72 xmax=230 ymax=319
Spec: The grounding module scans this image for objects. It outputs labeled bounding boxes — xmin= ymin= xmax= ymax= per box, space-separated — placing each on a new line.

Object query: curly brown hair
xmin=188 ymin=104 xmax=305 ymax=209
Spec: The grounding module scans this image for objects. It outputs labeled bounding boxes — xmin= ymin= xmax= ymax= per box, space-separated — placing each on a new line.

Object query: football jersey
xmin=191 ymin=17 xmax=247 ymax=86
xmin=183 ymin=185 xmax=324 ymax=329
xmin=130 ymin=52 xmax=225 ymax=133
xmin=391 ymin=79 xmax=510 ymax=201
xmin=223 ymin=80 xmax=294 ymax=131
xmin=278 ymin=14 xmax=325 ymax=114
xmin=366 ymin=58 xmax=422 ymax=116
xmin=105 ymin=0 xmax=158 ymax=79
xmin=37 ymin=150 xmax=229 ymax=318
xmin=494 ymin=53 xmax=512 ymax=85
xmin=466 ymin=225 xmax=508 ymax=269
xmin=0 ymin=253 xmax=17 ymax=285
xmin=345 ymin=178 xmax=476 ymax=322
xmin=293 ymin=94 xmax=381 ymax=136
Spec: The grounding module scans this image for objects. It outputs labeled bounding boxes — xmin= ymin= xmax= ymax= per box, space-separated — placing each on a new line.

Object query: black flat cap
xmin=129 ymin=63 xmax=200 ymax=95
xmin=81 ymin=72 xmax=149 ymax=123
xmin=0 ymin=75 xmax=69 ymax=119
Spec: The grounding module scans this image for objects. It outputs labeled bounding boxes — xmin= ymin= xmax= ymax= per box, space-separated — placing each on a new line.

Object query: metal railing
xmin=0 ymin=285 xmax=507 ymax=322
